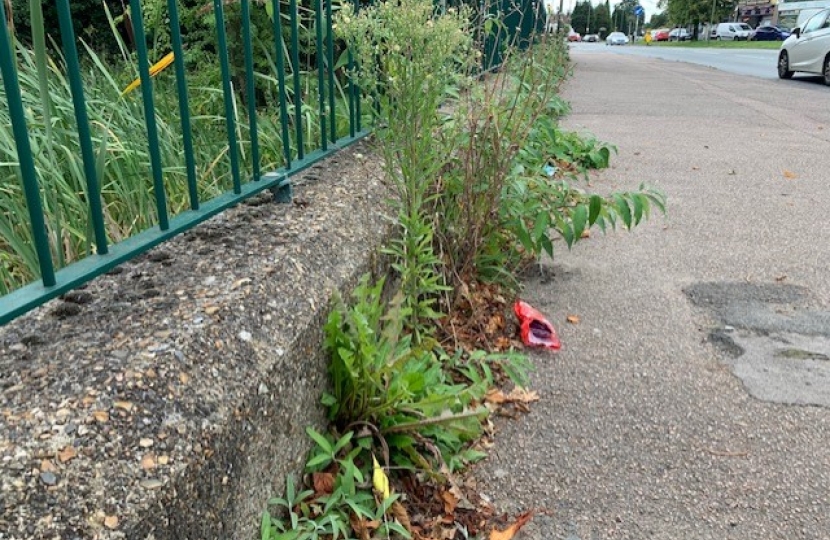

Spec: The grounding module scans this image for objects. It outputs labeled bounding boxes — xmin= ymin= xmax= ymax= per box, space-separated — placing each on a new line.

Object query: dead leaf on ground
xmin=506 ymin=387 xmax=540 ymax=403
xmin=783 ymin=170 xmax=797 ymax=179
xmin=490 ymin=511 xmax=534 ymax=540
xmin=484 ymin=389 xmax=508 ymax=404
xmin=566 ymin=315 xmax=580 ymax=324
xmin=104 ymin=515 xmax=119 ymax=529
xmin=92 ymin=410 xmax=109 ymax=423
xmin=57 ymin=446 xmax=77 ymax=463
xmin=441 ymin=489 xmax=459 ymax=514
xmin=580 ymin=229 xmax=591 ymax=239
xmin=313 ymin=472 xmax=335 ymax=495
xmin=692 ymin=166 xmax=700 ymax=171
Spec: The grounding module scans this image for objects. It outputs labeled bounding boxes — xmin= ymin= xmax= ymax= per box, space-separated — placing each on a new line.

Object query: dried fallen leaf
xmin=783 ymin=170 xmax=797 ymax=179
xmin=490 ymin=511 xmax=534 ymax=540
xmin=566 ymin=315 xmax=580 ymax=324
xmin=506 ymin=387 xmax=540 ymax=403
xmin=92 ymin=410 xmax=109 ymax=423
xmin=104 ymin=515 xmax=119 ymax=529
xmin=57 ymin=446 xmax=77 ymax=463
xmin=349 ymin=513 xmax=371 ymax=540
xmin=391 ymin=500 xmax=412 ymax=533
xmin=204 ymin=306 xmax=220 ymax=315
xmin=580 ymin=229 xmax=591 ymax=239
xmin=313 ymin=472 xmax=335 ymax=495
xmin=141 ymin=453 xmax=156 ymax=470
xmin=441 ymin=489 xmax=459 ymax=514
xmin=484 ymin=389 xmax=508 ymax=404
xmin=692 ymin=166 xmax=700 ymax=171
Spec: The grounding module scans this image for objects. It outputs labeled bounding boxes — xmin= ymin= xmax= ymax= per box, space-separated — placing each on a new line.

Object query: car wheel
xmin=824 ymin=55 xmax=830 ymax=86
xmin=778 ymin=51 xmax=793 ymax=79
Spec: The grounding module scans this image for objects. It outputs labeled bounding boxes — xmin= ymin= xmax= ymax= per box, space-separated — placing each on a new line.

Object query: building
xmin=775 ymin=0 xmax=830 ymax=28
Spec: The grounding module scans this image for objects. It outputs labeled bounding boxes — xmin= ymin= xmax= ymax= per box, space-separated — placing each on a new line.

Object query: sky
xmin=545 ymin=0 xmax=662 ymax=21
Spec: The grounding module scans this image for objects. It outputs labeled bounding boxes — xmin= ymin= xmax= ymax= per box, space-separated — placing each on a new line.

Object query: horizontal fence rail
xmin=0 ymin=0 xmax=371 ymax=325
xmin=0 ymin=0 xmax=540 ymax=326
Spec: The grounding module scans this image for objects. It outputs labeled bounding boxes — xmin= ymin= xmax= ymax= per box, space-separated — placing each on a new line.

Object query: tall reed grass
xmin=0 ymin=1 xmax=356 ymax=294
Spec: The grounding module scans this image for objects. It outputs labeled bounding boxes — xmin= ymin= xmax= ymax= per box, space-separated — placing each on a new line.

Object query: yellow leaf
xmin=121 ymin=52 xmax=175 ymax=96
xmin=114 ymin=401 xmax=133 ymax=412
xmin=783 ymin=170 xmax=797 ymax=179
xmin=566 ymin=315 xmax=580 ymax=324
xmin=372 ymin=455 xmax=390 ymax=500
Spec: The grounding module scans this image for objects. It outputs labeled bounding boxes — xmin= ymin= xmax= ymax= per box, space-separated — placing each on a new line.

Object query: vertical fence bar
xmin=241 ymin=0 xmax=261 ymax=182
xmin=325 ymin=0 xmax=336 ymax=143
xmin=129 ymin=0 xmax=170 ymax=230
xmin=0 ymin=0 xmax=55 ymax=286
xmin=347 ymin=46 xmax=356 ymax=138
xmin=56 ymin=0 xmax=109 ymax=255
xmin=213 ymin=0 xmax=243 ymax=194
xmin=272 ymin=0 xmax=292 ymax=169
xmin=315 ymin=0 xmax=327 ymax=151
xmin=353 ymin=0 xmax=362 ymax=131
xmin=167 ymin=0 xmax=199 ymax=211
xmin=289 ymin=0 xmax=305 ymax=159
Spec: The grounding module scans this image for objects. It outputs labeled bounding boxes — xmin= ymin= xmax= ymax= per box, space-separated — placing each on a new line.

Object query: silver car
xmin=606 ymin=32 xmax=629 ymax=46
xmin=778 ymin=8 xmax=830 ymax=85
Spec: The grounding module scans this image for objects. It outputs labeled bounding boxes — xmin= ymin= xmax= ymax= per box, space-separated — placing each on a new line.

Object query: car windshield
xmin=737 ymin=24 xmax=752 ymax=30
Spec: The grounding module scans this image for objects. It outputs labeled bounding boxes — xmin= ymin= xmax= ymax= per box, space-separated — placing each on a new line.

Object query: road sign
xmin=634 ymin=5 xmax=644 ymax=16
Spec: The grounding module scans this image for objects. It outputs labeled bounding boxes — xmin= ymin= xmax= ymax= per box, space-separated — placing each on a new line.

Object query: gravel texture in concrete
xmin=474 ymin=50 xmax=830 ymax=539
xmin=0 ymin=142 xmax=393 ymax=540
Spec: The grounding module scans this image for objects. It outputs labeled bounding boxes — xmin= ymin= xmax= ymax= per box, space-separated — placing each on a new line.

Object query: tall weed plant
xmin=336 ymin=0 xmax=475 ymax=337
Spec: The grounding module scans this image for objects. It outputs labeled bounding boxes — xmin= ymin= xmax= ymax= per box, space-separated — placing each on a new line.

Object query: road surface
xmin=569 ymin=41 xmax=826 ymax=82
xmin=474 ymin=48 xmax=830 ymax=539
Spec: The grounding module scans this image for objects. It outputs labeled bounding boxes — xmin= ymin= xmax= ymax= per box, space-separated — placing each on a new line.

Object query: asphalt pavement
xmin=473 ymin=49 xmax=830 ymax=539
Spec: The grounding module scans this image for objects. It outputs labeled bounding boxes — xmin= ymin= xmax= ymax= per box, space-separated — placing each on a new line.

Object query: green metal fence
xmin=0 ymin=0 xmax=543 ymax=327
xmin=0 ymin=0 xmax=369 ymax=325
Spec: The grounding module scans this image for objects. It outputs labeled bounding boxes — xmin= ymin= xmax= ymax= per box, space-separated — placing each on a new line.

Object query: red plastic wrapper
xmin=513 ymin=300 xmax=561 ymax=350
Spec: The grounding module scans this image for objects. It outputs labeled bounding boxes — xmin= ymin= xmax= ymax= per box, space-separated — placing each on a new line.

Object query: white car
xmin=606 ymin=32 xmax=629 ymax=46
xmin=778 ymin=8 xmax=830 ymax=85
xmin=712 ymin=22 xmax=753 ymax=41
xmin=668 ymin=28 xmax=691 ymax=41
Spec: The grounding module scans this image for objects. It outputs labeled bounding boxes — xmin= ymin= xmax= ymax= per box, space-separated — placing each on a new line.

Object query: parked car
xmin=653 ymin=29 xmax=670 ymax=41
xmin=584 ymin=33 xmax=600 ymax=42
xmin=712 ymin=22 xmax=753 ymax=40
xmin=778 ymin=8 xmax=830 ymax=85
xmin=606 ymin=31 xmax=629 ymax=45
xmin=568 ymin=30 xmax=582 ymax=42
xmin=668 ymin=28 xmax=691 ymax=41
xmin=751 ymin=25 xmax=791 ymax=41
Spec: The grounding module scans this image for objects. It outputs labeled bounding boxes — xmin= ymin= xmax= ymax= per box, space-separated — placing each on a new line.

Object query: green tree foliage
xmin=658 ymin=0 xmax=736 ymax=25
xmin=593 ymin=2 xmax=612 ymax=37
xmin=611 ymin=0 xmax=644 ymax=33
xmin=648 ymin=10 xmax=670 ymax=28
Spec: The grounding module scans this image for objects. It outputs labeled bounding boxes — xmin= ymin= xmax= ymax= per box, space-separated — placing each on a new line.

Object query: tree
xmin=570 ymin=1 xmax=590 ymax=34
xmin=594 ymin=2 xmax=611 ymax=37
xmin=611 ymin=0 xmax=644 ymax=34
xmin=660 ymin=0 xmax=736 ymax=26
xmin=649 ymin=11 xmax=670 ymax=28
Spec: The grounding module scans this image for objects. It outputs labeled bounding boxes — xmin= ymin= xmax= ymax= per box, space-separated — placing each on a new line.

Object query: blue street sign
xmin=634 ymin=5 xmax=644 ymax=15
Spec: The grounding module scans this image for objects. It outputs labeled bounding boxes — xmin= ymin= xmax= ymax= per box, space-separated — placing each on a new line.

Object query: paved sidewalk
xmin=475 ymin=51 xmax=830 ymax=539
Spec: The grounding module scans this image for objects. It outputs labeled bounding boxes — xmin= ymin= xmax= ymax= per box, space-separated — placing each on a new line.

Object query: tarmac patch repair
xmin=684 ymin=282 xmax=830 ymax=407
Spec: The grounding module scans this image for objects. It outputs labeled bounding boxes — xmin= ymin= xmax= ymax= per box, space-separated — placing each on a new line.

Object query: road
xmin=569 ymin=42 xmax=826 ymax=82
xmin=474 ymin=48 xmax=830 ymax=539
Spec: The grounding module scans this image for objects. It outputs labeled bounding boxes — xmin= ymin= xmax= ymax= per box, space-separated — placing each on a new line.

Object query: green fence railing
xmin=0 ymin=0 xmax=542 ymax=327
xmin=0 ymin=0 xmax=370 ymax=325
